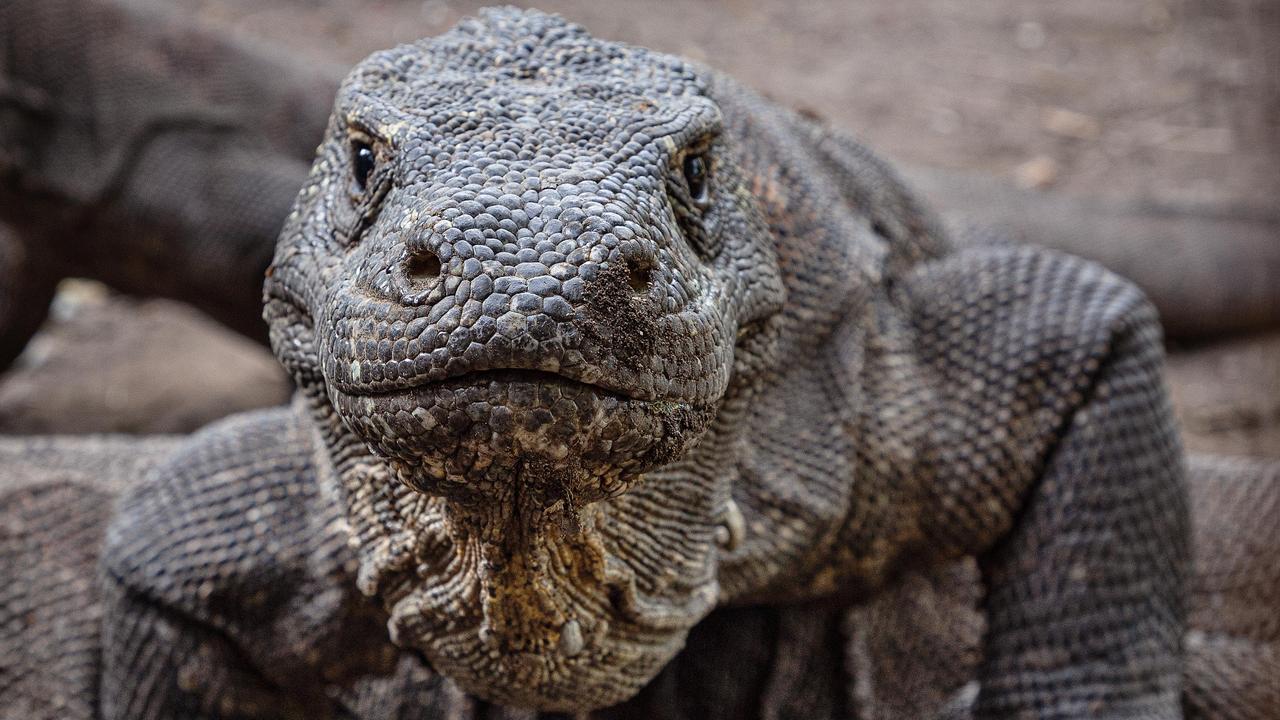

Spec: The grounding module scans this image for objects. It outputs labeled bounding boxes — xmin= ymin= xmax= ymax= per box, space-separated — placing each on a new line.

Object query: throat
xmin=390 ymin=498 xmax=614 ymax=655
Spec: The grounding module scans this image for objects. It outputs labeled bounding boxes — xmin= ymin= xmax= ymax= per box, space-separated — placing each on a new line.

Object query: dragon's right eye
xmin=351 ymin=139 xmax=376 ymax=191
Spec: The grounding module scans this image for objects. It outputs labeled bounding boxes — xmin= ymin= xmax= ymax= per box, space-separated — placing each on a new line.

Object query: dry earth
xmin=175 ymin=0 xmax=1277 ymax=210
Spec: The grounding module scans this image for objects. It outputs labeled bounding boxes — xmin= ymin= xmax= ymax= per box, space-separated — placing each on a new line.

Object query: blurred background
xmin=0 ymin=0 xmax=1276 ymax=456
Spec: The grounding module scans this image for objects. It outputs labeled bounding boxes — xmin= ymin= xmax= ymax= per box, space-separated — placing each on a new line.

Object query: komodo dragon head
xmin=265 ymin=8 xmax=786 ymax=711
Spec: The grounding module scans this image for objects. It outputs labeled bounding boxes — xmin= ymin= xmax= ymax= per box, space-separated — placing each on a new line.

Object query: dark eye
xmin=682 ymin=153 xmax=709 ymax=203
xmin=352 ymin=139 xmax=376 ymax=191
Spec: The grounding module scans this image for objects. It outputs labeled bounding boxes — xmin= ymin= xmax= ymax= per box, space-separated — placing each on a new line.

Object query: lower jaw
xmin=332 ymin=381 xmax=717 ymax=511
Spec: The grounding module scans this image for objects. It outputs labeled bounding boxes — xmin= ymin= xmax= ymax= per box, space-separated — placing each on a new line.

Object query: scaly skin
xmin=16 ymin=8 xmax=1278 ymax=719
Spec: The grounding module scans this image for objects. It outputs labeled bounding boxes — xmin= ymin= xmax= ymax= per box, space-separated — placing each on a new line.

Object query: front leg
xmin=902 ymin=247 xmax=1190 ymax=718
xmin=974 ymin=310 xmax=1187 ymax=718
xmin=99 ymin=582 xmax=311 ymax=720
xmin=95 ymin=408 xmax=409 ymax=720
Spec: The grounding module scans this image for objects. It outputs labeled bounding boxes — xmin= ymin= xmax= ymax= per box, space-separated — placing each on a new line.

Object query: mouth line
xmin=336 ymin=367 xmax=635 ymax=400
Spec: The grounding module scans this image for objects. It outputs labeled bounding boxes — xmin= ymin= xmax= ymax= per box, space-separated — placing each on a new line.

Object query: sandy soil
xmin=1166 ymin=330 xmax=1280 ymax=457
xmin=179 ymin=0 xmax=1279 ymax=211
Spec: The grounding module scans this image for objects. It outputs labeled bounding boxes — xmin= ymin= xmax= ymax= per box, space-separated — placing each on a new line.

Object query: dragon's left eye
xmin=352 ymin=139 xmax=376 ymax=191
xmin=683 ymin=153 xmax=709 ymax=203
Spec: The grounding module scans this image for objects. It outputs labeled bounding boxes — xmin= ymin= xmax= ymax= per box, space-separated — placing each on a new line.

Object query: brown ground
xmin=180 ymin=0 xmax=1278 ymax=210
xmin=0 ymin=0 xmax=1275 ymax=453
xmin=1166 ymin=331 xmax=1280 ymax=457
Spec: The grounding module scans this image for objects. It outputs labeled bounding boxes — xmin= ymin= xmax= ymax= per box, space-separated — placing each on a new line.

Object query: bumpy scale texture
xmin=4 ymin=8 xmax=1275 ymax=720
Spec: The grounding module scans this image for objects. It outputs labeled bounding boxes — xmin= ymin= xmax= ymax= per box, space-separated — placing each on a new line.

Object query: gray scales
xmin=1 ymin=9 xmax=1277 ymax=720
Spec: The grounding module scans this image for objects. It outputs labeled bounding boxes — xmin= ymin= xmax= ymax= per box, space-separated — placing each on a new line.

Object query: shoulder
xmin=101 ymin=404 xmax=326 ymax=623
xmin=99 ymin=403 xmax=408 ymax=710
xmin=0 ymin=435 xmax=183 ymax=720
xmin=896 ymin=243 xmax=1162 ymax=375
xmin=864 ymin=245 xmax=1169 ymax=547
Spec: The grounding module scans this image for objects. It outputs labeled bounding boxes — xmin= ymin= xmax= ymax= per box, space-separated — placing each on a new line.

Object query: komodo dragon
xmin=1 ymin=8 xmax=1277 ymax=719
xmin=2 ymin=0 xmax=1278 ymax=373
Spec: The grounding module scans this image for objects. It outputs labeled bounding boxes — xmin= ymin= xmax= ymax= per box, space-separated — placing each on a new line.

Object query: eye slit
xmin=682 ymin=153 xmax=709 ymax=204
xmin=351 ymin=138 xmax=376 ymax=192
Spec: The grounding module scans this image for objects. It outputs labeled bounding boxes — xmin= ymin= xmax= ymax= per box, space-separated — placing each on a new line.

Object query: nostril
xmin=404 ymin=253 xmax=443 ymax=285
xmin=627 ymin=264 xmax=652 ymax=294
